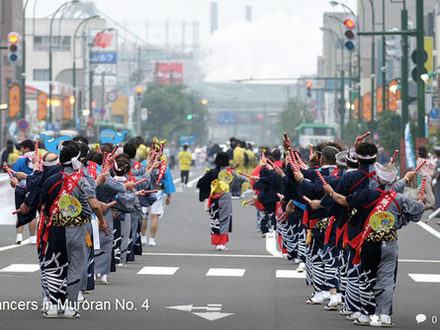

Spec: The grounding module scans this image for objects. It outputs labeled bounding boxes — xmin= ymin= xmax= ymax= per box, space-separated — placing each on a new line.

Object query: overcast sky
xmin=32 ymin=0 xmax=357 ymax=81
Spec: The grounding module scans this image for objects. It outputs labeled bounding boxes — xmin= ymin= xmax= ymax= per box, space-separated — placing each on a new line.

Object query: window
xmin=34 ymin=36 xmax=71 ymax=51
xmin=33 ymin=69 xmax=49 ymax=81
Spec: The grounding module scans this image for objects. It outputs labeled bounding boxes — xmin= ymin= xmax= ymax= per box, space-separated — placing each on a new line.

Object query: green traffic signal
xmin=187 ymin=114 xmax=193 ymax=120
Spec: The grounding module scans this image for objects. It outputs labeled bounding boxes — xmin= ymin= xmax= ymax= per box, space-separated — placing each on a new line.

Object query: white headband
xmin=356 ymin=153 xmax=377 ymax=160
xmin=42 ymin=158 xmax=59 ymax=167
xmin=62 ymin=151 xmax=81 ymax=165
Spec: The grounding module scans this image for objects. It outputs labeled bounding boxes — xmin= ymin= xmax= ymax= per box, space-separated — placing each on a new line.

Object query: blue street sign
xmin=430 ymin=108 xmax=439 ymax=120
xmin=179 ymin=135 xmax=196 ymax=145
xmin=46 ymin=122 xmax=55 ymax=131
xmin=90 ymin=52 xmax=117 ymax=64
xmin=217 ymin=111 xmax=236 ymax=125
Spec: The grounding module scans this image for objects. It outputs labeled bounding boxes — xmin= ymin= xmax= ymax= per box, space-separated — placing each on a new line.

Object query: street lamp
xmin=48 ymin=0 xmax=79 ymax=124
xmin=72 ymin=14 xmax=99 ymax=125
xmin=329 ymin=1 xmax=356 ymax=16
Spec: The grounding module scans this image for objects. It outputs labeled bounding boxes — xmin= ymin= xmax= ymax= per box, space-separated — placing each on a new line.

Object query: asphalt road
xmin=0 ymin=167 xmax=439 ymax=330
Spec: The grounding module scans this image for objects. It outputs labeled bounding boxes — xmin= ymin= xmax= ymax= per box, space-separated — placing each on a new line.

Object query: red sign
xmin=154 ymin=62 xmax=183 ymax=85
xmin=94 ymin=32 xmax=114 ymax=49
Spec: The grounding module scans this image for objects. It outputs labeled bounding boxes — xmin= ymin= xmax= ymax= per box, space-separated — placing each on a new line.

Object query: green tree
xmin=342 ymin=120 xmax=369 ymax=146
xmin=140 ymin=84 xmax=208 ymax=144
xmin=375 ymin=111 xmax=402 ymax=152
xmin=277 ymin=98 xmax=313 ymax=139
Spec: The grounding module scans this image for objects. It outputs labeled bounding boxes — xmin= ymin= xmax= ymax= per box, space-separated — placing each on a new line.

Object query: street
xmin=0 ymin=169 xmax=438 ymax=330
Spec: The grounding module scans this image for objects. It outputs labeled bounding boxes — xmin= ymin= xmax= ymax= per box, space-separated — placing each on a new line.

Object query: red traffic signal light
xmin=257 ymin=114 xmax=264 ymax=120
xmin=306 ymin=81 xmax=313 ymax=88
xmin=344 ymin=18 xmax=356 ymax=29
xmin=135 ymin=86 xmax=143 ymax=93
xmin=8 ymin=32 xmax=19 ymax=44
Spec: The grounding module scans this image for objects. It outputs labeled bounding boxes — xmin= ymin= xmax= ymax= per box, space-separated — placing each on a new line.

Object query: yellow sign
xmin=59 ymin=195 xmax=82 ymax=218
xmin=369 ymin=211 xmax=395 ymax=231
xmin=425 ymin=37 xmax=434 ymax=82
xmin=8 ymin=84 xmax=20 ymax=118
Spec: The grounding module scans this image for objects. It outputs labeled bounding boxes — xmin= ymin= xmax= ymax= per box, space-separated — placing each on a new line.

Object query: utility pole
xmin=401 ymin=3 xmax=409 ymax=136
xmin=416 ymin=0 xmax=425 ymax=137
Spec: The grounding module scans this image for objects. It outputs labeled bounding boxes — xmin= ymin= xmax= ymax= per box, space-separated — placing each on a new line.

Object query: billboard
xmin=154 ymin=62 xmax=183 ymax=85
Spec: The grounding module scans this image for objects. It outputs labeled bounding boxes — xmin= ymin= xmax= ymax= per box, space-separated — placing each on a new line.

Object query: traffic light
xmin=306 ymin=81 xmax=312 ymax=98
xmin=135 ymin=85 xmax=143 ymax=101
xmin=343 ymin=17 xmax=357 ymax=52
xmin=411 ymin=49 xmax=428 ymax=82
xmin=385 ymin=28 xmax=402 ymax=59
xmin=257 ymin=114 xmax=264 ymax=119
xmin=187 ymin=114 xmax=193 ymax=120
xmin=7 ymin=32 xmax=20 ymax=63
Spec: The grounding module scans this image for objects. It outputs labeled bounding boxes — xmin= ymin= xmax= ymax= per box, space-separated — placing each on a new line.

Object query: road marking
xmin=142 ymin=252 xmax=277 ymax=258
xmin=192 ymin=312 xmax=234 ymax=321
xmin=187 ymin=175 xmax=203 ymax=188
xmin=399 ymin=259 xmax=440 ymax=263
xmin=0 ymin=239 xmax=30 ymax=252
xmin=408 ymin=273 xmax=440 ymax=283
xmin=276 ymin=270 xmax=306 ymax=279
xmin=265 ymin=233 xmax=282 ymax=257
xmin=206 ymin=268 xmax=245 ymax=277
xmin=166 ymin=304 xmax=234 ymax=321
xmin=417 ymin=222 xmax=440 ymax=240
xmin=137 ymin=266 xmax=179 ymax=275
xmin=0 ymin=263 xmax=39 ymax=272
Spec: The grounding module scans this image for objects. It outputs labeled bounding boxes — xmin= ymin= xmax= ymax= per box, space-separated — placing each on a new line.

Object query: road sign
xmin=90 ymin=52 xmax=117 ymax=64
xmin=217 ymin=111 xmax=236 ymax=125
xmin=107 ymin=90 xmax=119 ymax=103
xmin=99 ymin=108 xmax=106 ymax=116
xmin=8 ymin=84 xmax=20 ymax=118
xmin=430 ymin=108 xmax=439 ymax=120
xmin=141 ymin=108 xmax=148 ymax=121
xmin=94 ymin=64 xmax=117 ymax=75
xmin=17 ymin=119 xmax=28 ymax=131
xmin=179 ymin=135 xmax=196 ymax=145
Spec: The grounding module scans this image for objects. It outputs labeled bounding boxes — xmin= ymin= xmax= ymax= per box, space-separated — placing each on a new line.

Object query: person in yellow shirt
xmin=178 ymin=144 xmax=192 ymax=186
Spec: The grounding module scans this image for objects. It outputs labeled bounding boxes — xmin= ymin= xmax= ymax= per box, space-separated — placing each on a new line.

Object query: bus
xmin=294 ymin=123 xmax=335 ymax=148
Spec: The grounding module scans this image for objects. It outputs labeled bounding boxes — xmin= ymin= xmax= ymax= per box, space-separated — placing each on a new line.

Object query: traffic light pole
xmin=401 ymin=6 xmax=409 ymax=136
xmin=416 ymin=0 xmax=425 ymax=138
xmin=382 ymin=0 xmax=387 ymax=116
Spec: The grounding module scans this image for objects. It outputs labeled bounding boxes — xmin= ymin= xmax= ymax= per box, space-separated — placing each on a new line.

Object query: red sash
xmin=324 ymin=216 xmax=335 ymax=244
xmin=88 ymin=161 xmax=98 ymax=180
xmin=349 ymin=169 xmax=378 ymax=192
xmin=351 ymin=190 xmax=398 ymax=264
xmin=37 ymin=171 xmax=83 ymax=253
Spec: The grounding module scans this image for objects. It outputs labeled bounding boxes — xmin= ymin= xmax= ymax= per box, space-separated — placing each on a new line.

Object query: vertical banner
xmin=8 ymin=84 xmax=20 ymax=118
xmin=353 ymin=97 xmax=359 ymax=120
xmin=362 ymin=93 xmax=372 ymax=122
xmin=62 ymin=97 xmax=72 ymax=121
xmin=37 ymin=92 xmax=48 ymax=120
xmin=376 ymin=86 xmax=383 ymax=113
xmin=405 ymin=123 xmax=416 ymax=169
xmin=388 ymin=79 xmax=401 ymax=112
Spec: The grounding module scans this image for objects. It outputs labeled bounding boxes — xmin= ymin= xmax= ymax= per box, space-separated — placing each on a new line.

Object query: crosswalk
xmin=2 ymin=263 xmax=440 ymax=283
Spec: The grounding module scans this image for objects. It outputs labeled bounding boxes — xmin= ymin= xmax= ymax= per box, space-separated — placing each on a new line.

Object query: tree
xmin=140 ymin=84 xmax=208 ymax=144
xmin=375 ymin=111 xmax=402 ymax=152
xmin=277 ymin=98 xmax=313 ymax=139
xmin=342 ymin=120 xmax=369 ymax=147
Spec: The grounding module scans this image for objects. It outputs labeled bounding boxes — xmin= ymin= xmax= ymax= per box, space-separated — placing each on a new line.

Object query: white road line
xmin=0 ymin=263 xmax=39 ymax=272
xmin=137 ymin=266 xmax=179 ymax=275
xmin=265 ymin=233 xmax=282 ymax=257
xmin=0 ymin=239 xmax=30 ymax=252
xmin=408 ymin=273 xmax=440 ymax=283
xmin=142 ymin=252 xmax=277 ymax=258
xmin=417 ymin=221 xmax=440 ymax=240
xmin=399 ymin=259 xmax=440 ymax=263
xmin=187 ymin=175 xmax=203 ymax=188
xmin=206 ymin=268 xmax=245 ymax=277
xmin=276 ymin=270 xmax=306 ymax=279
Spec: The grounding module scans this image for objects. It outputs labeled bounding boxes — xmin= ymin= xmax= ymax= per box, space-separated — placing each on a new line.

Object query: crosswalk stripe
xmin=276 ymin=270 xmax=306 ymax=279
xmin=0 ymin=263 xmax=39 ymax=272
xmin=137 ymin=266 xmax=179 ymax=275
xmin=206 ymin=268 xmax=245 ymax=277
xmin=408 ymin=273 xmax=440 ymax=283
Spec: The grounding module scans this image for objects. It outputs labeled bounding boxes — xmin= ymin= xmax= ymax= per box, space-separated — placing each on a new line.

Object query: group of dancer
xmin=197 ymin=131 xmax=427 ymax=327
xmin=7 ymin=136 xmax=175 ymax=318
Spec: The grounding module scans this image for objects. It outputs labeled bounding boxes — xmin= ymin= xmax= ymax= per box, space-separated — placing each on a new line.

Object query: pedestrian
xmin=178 ymin=144 xmax=192 ymax=186
xmin=197 ymin=152 xmax=233 ymax=251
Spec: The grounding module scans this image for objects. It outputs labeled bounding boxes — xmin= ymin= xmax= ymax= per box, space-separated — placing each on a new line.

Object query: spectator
xmin=178 ymin=144 xmax=192 ymax=186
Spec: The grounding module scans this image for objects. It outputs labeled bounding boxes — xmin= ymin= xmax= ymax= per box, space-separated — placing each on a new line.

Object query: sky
xmin=32 ymin=0 xmax=357 ymax=82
